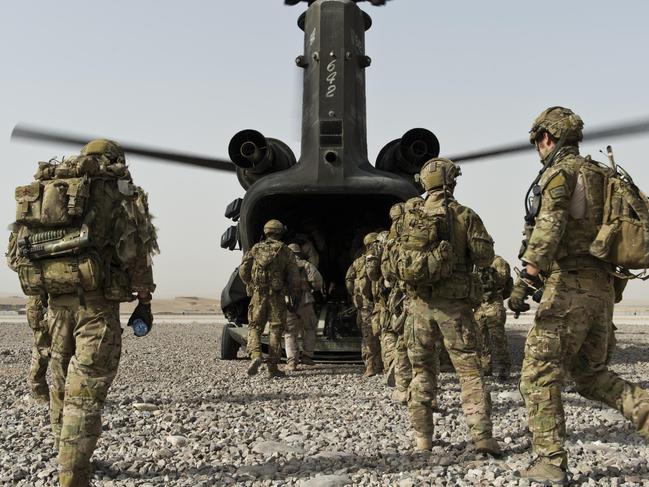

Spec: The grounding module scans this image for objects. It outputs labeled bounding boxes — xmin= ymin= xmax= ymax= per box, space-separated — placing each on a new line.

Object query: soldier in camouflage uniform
xmin=284 ymin=243 xmax=323 ymax=370
xmin=366 ymin=230 xmax=397 ymax=383
xmin=381 ymin=202 xmax=413 ymax=402
xmin=399 ymin=158 xmax=501 ymax=455
xmin=401 ymin=158 xmax=501 ymax=454
xmin=345 ymin=232 xmax=382 ymax=377
xmin=510 ymin=107 xmax=649 ymax=484
xmin=8 ymin=139 xmax=158 ymax=487
xmin=6 ymin=237 xmax=52 ymax=404
xmin=474 ymin=255 xmax=512 ymax=379
xmin=239 ymin=220 xmax=301 ymax=378
xmin=26 ymin=296 xmax=51 ymax=403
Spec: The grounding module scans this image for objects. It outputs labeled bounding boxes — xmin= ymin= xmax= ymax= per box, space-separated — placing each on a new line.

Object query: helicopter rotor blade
xmin=450 ymin=118 xmax=649 ymax=163
xmin=11 ymin=124 xmax=236 ymax=173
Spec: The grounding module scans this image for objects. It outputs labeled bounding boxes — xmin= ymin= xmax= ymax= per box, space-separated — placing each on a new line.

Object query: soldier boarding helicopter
xmin=12 ymin=0 xmax=649 ymax=361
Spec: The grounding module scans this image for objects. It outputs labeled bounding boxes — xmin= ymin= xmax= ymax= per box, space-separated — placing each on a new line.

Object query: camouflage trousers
xmin=357 ymin=307 xmax=382 ymax=374
xmin=520 ymin=267 xmax=649 ymax=468
xmin=26 ymin=296 xmax=51 ymax=398
xmin=372 ymin=303 xmax=396 ymax=372
xmin=284 ymin=302 xmax=317 ymax=363
xmin=48 ymin=293 xmax=122 ymax=487
xmin=247 ymin=292 xmax=286 ymax=365
xmin=406 ymin=295 xmax=493 ymax=441
xmin=474 ymin=299 xmax=511 ymax=374
xmin=394 ymin=332 xmax=412 ymax=394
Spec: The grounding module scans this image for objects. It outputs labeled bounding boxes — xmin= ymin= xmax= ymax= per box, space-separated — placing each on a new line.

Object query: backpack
xmin=588 ymin=159 xmax=649 ymax=272
xmin=250 ymin=240 xmax=285 ymax=291
xmin=394 ymin=200 xmax=456 ymax=286
xmin=10 ymin=156 xmax=156 ymax=299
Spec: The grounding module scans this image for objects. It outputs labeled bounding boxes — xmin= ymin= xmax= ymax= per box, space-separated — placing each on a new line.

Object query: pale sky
xmin=1 ymin=0 xmax=649 ymax=300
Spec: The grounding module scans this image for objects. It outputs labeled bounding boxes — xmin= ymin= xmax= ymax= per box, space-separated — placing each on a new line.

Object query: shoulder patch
xmin=544 ymin=172 xmax=568 ymax=199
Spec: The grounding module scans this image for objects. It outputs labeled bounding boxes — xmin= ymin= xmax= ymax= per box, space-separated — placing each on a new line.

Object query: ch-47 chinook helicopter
xmin=12 ymin=0 xmax=649 ymax=361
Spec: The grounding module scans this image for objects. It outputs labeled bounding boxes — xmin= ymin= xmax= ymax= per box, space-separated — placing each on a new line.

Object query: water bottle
xmin=132 ymin=318 xmax=149 ymax=337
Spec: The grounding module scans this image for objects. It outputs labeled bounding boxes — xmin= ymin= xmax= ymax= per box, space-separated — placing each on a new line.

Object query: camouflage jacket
xmin=239 ymin=237 xmax=301 ymax=299
xmin=345 ymin=253 xmax=373 ymax=309
xmin=522 ymin=147 xmax=603 ymax=272
xmin=478 ymin=255 xmax=511 ymax=302
xmin=423 ymin=190 xmax=494 ymax=298
xmin=296 ymin=257 xmax=323 ymax=304
xmin=366 ymin=240 xmax=388 ymax=306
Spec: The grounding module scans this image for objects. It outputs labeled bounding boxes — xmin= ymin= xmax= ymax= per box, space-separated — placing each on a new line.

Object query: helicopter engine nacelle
xmin=228 ymin=129 xmax=297 ymax=189
xmin=376 ymin=128 xmax=440 ymax=186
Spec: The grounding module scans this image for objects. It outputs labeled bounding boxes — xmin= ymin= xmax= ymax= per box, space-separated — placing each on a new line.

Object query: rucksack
xmin=250 ymin=240 xmax=285 ymax=291
xmin=9 ymin=156 xmax=156 ymax=300
xmin=588 ymin=158 xmax=649 ymax=272
xmin=394 ymin=200 xmax=456 ymax=286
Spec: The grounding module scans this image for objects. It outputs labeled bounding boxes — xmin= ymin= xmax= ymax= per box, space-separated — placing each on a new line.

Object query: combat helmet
xmin=389 ymin=202 xmax=405 ymax=221
xmin=263 ymin=219 xmax=286 ymax=237
xmin=418 ymin=157 xmax=461 ymax=192
xmin=363 ymin=232 xmax=378 ymax=247
xmin=288 ymin=243 xmax=302 ymax=255
xmin=529 ymin=106 xmax=584 ymax=145
xmin=81 ymin=139 xmax=125 ymax=164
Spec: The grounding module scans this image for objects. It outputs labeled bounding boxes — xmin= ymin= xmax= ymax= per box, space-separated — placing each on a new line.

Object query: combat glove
xmin=508 ymin=269 xmax=543 ymax=317
xmin=508 ymin=280 xmax=530 ymax=316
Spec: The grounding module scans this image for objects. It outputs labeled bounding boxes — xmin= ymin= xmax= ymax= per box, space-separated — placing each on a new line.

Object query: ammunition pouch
xmin=15 ymin=177 xmax=89 ymax=227
xmin=18 ymin=253 xmax=102 ymax=297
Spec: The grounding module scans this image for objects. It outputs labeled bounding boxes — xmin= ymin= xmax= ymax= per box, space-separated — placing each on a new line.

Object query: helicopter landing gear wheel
xmin=220 ymin=323 xmax=241 ymax=360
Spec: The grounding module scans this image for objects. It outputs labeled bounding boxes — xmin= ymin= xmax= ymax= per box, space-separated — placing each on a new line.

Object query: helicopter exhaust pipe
xmin=376 ymin=128 xmax=440 ymax=186
xmin=228 ymin=129 xmax=297 ymax=189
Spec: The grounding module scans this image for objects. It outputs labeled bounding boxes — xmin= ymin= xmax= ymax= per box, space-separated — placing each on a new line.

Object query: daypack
xmin=588 ymin=158 xmax=649 ymax=271
xmin=9 ymin=156 xmax=157 ymax=299
xmin=394 ymin=200 xmax=456 ymax=286
xmin=250 ymin=240 xmax=285 ymax=291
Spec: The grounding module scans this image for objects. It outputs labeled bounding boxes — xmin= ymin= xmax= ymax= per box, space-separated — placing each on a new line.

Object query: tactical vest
xmin=10 ymin=156 xmax=156 ymax=301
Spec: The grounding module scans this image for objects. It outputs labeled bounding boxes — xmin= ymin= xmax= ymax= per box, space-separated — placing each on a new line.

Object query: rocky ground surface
xmin=1 ymin=319 xmax=648 ymax=486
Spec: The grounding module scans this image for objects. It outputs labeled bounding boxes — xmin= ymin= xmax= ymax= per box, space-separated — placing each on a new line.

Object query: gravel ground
xmin=1 ymin=318 xmax=648 ymax=486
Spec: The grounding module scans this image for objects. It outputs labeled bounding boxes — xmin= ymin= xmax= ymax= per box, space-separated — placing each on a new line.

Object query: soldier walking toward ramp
xmin=284 ymin=243 xmax=323 ymax=370
xmin=474 ymin=255 xmax=513 ymax=379
xmin=239 ymin=220 xmax=301 ymax=378
xmin=396 ymin=157 xmax=501 ymax=455
xmin=7 ymin=238 xmax=52 ymax=404
xmin=345 ymin=233 xmax=382 ymax=377
xmin=510 ymin=107 xmax=649 ymax=484
xmin=7 ymin=139 xmax=159 ymax=487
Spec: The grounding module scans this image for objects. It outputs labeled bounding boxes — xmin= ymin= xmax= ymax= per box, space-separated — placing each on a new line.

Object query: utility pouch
xmin=15 ymin=177 xmax=89 ymax=227
xmin=17 ymin=254 xmax=101 ymax=296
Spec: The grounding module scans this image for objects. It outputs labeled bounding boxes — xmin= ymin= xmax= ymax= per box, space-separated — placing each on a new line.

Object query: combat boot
xmin=414 ymin=434 xmax=433 ymax=451
xmin=392 ymin=389 xmax=407 ymax=404
xmin=474 ymin=437 xmax=503 ymax=458
xmin=300 ymin=354 xmax=315 ymax=366
xmin=247 ymin=357 xmax=263 ymax=376
xmin=286 ymin=359 xmax=298 ymax=372
xmin=31 ymin=384 xmax=50 ymax=406
xmin=267 ymin=364 xmax=287 ymax=379
xmin=519 ymin=458 xmax=568 ymax=485
xmin=363 ymin=367 xmax=379 ymax=378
